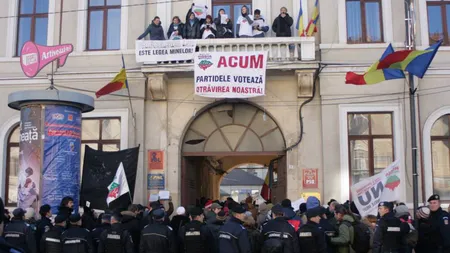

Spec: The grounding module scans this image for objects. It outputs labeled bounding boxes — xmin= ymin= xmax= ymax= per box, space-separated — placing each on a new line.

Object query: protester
xmin=329 ymin=204 xmax=354 ymax=253
xmin=97 ymin=213 xmax=134 ymax=253
xmin=207 ymin=210 xmax=226 ymax=253
xmin=256 ymin=203 xmax=269 ymax=228
xmin=415 ymin=206 xmax=432 ymax=253
xmin=3 ymin=208 xmax=36 ymax=253
xmin=236 ymin=5 xmax=253 ymax=38
xmin=81 ymin=205 xmax=96 ymax=232
xmin=361 ymin=214 xmax=377 ymax=251
xmin=426 ymin=194 xmax=450 ymax=253
xmin=243 ymin=214 xmax=261 ymax=253
xmin=272 ymin=7 xmax=293 ymax=37
xmin=58 ymin=197 xmax=74 ymax=218
xmin=200 ymin=15 xmax=216 ymax=39
xmin=140 ymin=209 xmax=177 ymax=253
xmin=218 ymin=205 xmax=251 ymax=253
xmin=214 ymin=9 xmax=233 ymax=38
xmin=245 ymin=197 xmax=257 ymax=220
xmin=167 ymin=16 xmax=184 ymax=40
xmin=281 ymin=199 xmax=302 ymax=232
xmin=36 ymin=204 xmax=53 ymax=247
xmin=395 ymin=204 xmax=417 ymax=252
xmin=40 ymin=214 xmax=67 ymax=253
xmin=183 ymin=12 xmax=201 ymax=39
xmin=252 ymin=9 xmax=269 ymax=37
xmin=121 ymin=204 xmax=141 ymax=253
xmin=169 ymin=206 xmax=190 ymax=236
xmin=90 ymin=213 xmax=111 ymax=251
xmin=298 ymin=207 xmax=327 ymax=253
xmin=61 ymin=214 xmax=94 ymax=253
xmin=138 ymin=16 xmax=165 ymax=40
xmin=179 ymin=207 xmax=213 ymax=253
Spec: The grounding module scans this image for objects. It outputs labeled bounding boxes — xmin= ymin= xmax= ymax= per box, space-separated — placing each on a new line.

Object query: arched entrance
xmin=180 ymin=101 xmax=287 ymax=205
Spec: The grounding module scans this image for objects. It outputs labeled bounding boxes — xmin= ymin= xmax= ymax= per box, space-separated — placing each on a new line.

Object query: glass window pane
xmin=365 ymin=2 xmax=382 ymax=42
xmin=36 ymin=0 xmax=49 ymax=13
xmin=20 ymin=0 xmax=34 ymax=14
xmin=17 ymin=17 xmax=32 ymax=56
xmin=35 ymin=17 xmax=48 ymax=45
xmin=373 ymin=138 xmax=393 ymax=174
xmin=350 ymin=140 xmax=369 ymax=184
xmin=107 ymin=0 xmax=121 ymax=5
xmin=371 ymin=114 xmax=392 ymax=135
xmin=213 ymin=5 xmax=231 ymax=20
xmin=102 ymin=119 xmax=120 ymax=140
xmin=89 ymin=0 xmax=105 ymax=6
xmin=82 ymin=120 xmax=100 ymax=140
xmin=88 ymin=11 xmax=104 ymax=50
xmin=432 ymin=140 xmax=450 ymax=200
xmin=346 ymin=1 xmax=363 ymax=43
xmin=8 ymin=147 xmax=20 ymax=205
xmin=10 ymin=127 xmax=20 ymax=143
xmin=348 ymin=114 xmax=369 ymax=135
xmin=432 ymin=115 xmax=449 ymax=136
xmin=428 ymin=5 xmax=444 ymax=43
xmin=103 ymin=144 xmax=120 ymax=152
xmin=106 ymin=9 xmax=121 ymax=50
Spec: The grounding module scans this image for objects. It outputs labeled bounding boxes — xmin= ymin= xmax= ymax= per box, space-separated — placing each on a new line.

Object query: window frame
xmin=81 ymin=117 xmax=121 ymax=151
xmin=5 ymin=124 xmax=19 ymax=206
xmin=86 ymin=0 xmax=121 ymax=51
xmin=426 ymin=0 xmax=450 ymax=46
xmin=345 ymin=0 xmax=384 ymax=44
xmin=430 ymin=114 xmax=450 ymax=200
xmin=16 ymin=0 xmax=49 ymax=56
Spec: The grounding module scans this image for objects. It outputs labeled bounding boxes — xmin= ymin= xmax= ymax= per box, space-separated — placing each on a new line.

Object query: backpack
xmin=343 ymin=220 xmax=371 ymax=253
xmin=400 ymin=219 xmax=418 ymax=247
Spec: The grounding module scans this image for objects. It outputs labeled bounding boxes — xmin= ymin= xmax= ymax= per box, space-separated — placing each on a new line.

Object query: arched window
xmin=5 ymin=125 xmax=20 ymax=206
xmin=431 ymin=114 xmax=450 ymax=200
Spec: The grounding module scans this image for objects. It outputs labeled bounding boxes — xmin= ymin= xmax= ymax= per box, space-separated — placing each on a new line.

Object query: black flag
xmin=80 ymin=145 xmax=139 ymax=210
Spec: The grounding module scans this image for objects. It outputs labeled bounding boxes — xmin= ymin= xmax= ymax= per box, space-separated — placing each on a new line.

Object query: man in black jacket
xmin=179 ymin=207 xmax=213 ymax=253
xmin=272 ymin=7 xmax=293 ymax=37
xmin=218 ymin=205 xmax=251 ymax=253
xmin=140 ymin=209 xmax=176 ymax=253
xmin=3 ymin=208 xmax=36 ymax=253
xmin=90 ymin=214 xmax=110 ymax=252
xmin=61 ymin=214 xmax=94 ymax=253
xmin=120 ymin=205 xmax=141 ymax=253
xmin=137 ymin=16 xmax=165 ymax=40
xmin=97 ymin=213 xmax=134 ymax=253
xmin=260 ymin=204 xmax=299 ymax=253
xmin=40 ymin=215 xmax=67 ymax=253
xmin=36 ymin=204 xmax=53 ymax=249
xmin=426 ymin=194 xmax=450 ymax=253
xmin=184 ymin=12 xmax=201 ymax=39
xmin=298 ymin=207 xmax=327 ymax=253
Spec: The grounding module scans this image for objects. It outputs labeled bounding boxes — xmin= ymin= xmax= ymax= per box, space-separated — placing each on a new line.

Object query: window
xmin=346 ymin=0 xmax=383 ymax=43
xmin=348 ymin=113 xmax=394 ymax=184
xmin=431 ymin=114 xmax=450 ymax=200
xmin=212 ymin=0 xmax=252 ymax=37
xmin=427 ymin=0 xmax=450 ymax=45
xmin=87 ymin=0 xmax=121 ymax=50
xmin=5 ymin=126 xmax=20 ymax=206
xmin=16 ymin=0 xmax=49 ymax=56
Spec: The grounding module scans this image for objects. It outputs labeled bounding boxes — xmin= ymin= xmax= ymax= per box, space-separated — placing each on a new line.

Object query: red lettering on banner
xmin=229 ymin=56 xmax=238 ymax=67
xmin=251 ymin=54 xmax=264 ymax=69
xmin=217 ymin=55 xmax=264 ymax=69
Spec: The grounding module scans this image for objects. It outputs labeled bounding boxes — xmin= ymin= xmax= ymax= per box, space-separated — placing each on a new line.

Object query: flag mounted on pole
xmin=261 ymin=171 xmax=271 ymax=201
xmin=95 ymin=55 xmax=129 ymax=98
xmin=296 ymin=0 xmax=305 ymax=36
xmin=305 ymin=0 xmax=319 ymax=36
xmin=107 ymin=162 xmax=130 ymax=206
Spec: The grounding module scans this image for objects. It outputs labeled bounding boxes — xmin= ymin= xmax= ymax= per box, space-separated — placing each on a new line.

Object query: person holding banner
xmin=167 ymin=16 xmax=184 ymax=40
xmin=214 ymin=9 xmax=233 ymax=38
xmin=236 ymin=5 xmax=254 ymax=38
xmin=200 ymin=15 xmax=217 ymax=39
xmin=184 ymin=12 xmax=201 ymax=39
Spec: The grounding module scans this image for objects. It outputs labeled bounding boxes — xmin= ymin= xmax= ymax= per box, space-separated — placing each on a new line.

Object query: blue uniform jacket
xmin=218 ymin=216 xmax=251 ymax=253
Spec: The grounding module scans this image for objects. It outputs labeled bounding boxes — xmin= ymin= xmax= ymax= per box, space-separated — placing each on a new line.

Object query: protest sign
xmin=135 ymin=40 xmax=196 ymax=62
xmin=194 ymin=51 xmax=268 ymax=98
xmin=192 ymin=5 xmax=207 ymax=20
xmin=351 ymin=160 xmax=403 ymax=217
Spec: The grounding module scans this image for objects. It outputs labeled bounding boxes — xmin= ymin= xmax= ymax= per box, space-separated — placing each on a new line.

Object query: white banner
xmin=194 ymin=51 xmax=268 ymax=98
xmin=351 ymin=160 xmax=404 ymax=217
xmin=135 ymin=40 xmax=196 ymax=62
xmin=191 ymin=5 xmax=207 ymax=20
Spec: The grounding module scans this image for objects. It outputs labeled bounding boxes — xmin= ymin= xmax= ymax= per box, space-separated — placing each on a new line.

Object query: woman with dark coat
xmin=214 ymin=9 xmax=233 ymax=38
xmin=184 ymin=11 xmax=201 ymax=39
xmin=58 ymin=196 xmax=74 ymax=217
xmin=167 ymin=16 xmax=184 ymax=40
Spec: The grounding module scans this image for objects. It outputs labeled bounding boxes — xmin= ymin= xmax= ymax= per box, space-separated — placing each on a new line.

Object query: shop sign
xmin=135 ymin=40 xmax=196 ymax=62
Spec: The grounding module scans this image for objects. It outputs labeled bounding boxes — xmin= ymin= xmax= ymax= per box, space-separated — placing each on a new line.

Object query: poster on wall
xmin=18 ymin=105 xmax=43 ymax=210
xmin=302 ymin=168 xmax=318 ymax=188
xmin=148 ymin=150 xmax=164 ymax=170
xmin=42 ymin=105 xmax=82 ymax=213
xmin=194 ymin=51 xmax=268 ymax=98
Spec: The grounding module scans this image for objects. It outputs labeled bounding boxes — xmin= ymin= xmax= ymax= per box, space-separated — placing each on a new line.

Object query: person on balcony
xmin=214 ymin=9 xmax=233 ymax=38
xmin=184 ymin=11 xmax=201 ymax=39
xmin=201 ymin=15 xmax=217 ymax=39
xmin=272 ymin=7 xmax=293 ymax=37
xmin=187 ymin=3 xmax=208 ymax=25
xmin=236 ymin=5 xmax=254 ymax=38
xmin=252 ymin=9 xmax=269 ymax=38
xmin=167 ymin=16 xmax=184 ymax=40
xmin=137 ymin=16 xmax=165 ymax=40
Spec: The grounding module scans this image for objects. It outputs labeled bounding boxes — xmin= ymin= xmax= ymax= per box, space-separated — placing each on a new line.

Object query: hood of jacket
xmin=121 ymin=211 xmax=137 ymax=223
xmin=342 ymin=214 xmax=355 ymax=223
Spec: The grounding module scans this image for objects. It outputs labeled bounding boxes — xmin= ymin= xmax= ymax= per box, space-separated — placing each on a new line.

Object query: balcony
xmin=140 ymin=37 xmax=317 ymax=73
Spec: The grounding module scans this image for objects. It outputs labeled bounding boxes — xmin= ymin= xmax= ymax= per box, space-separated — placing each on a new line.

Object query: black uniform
xmin=40 ymin=225 xmax=65 ymax=253
xmin=372 ymin=212 xmax=410 ymax=253
xmin=90 ymin=223 xmax=110 ymax=253
xmin=61 ymin=225 xmax=94 ymax=253
xmin=427 ymin=208 xmax=450 ymax=253
xmin=318 ymin=218 xmax=337 ymax=253
xmin=139 ymin=221 xmax=177 ymax=253
xmin=260 ymin=216 xmax=300 ymax=253
xmin=298 ymin=221 xmax=327 ymax=253
xmin=218 ymin=216 xmax=251 ymax=253
xmin=179 ymin=220 xmax=213 ymax=253
xmin=3 ymin=219 xmax=36 ymax=253
xmin=36 ymin=217 xmax=53 ymax=249
xmin=120 ymin=212 xmax=141 ymax=253
xmin=97 ymin=223 xmax=134 ymax=253
xmin=0 ymin=237 xmax=25 ymax=253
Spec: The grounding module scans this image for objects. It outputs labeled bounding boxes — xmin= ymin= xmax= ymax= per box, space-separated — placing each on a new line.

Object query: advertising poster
xmin=194 ymin=51 xmax=268 ymax=98
xmin=42 ymin=105 xmax=82 ymax=213
xmin=18 ymin=105 xmax=43 ymax=210
xmin=148 ymin=174 xmax=165 ymax=190
xmin=148 ymin=150 xmax=164 ymax=170
xmin=302 ymin=168 xmax=318 ymax=188
xmin=135 ymin=40 xmax=196 ymax=62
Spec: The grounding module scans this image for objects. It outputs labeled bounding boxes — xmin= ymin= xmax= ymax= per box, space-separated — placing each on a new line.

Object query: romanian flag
xmin=305 ymin=0 xmax=319 ymax=36
xmin=95 ymin=55 xmax=129 ymax=98
xmin=346 ymin=44 xmax=405 ymax=85
xmin=261 ymin=171 xmax=271 ymax=201
xmin=296 ymin=0 xmax=305 ymax=37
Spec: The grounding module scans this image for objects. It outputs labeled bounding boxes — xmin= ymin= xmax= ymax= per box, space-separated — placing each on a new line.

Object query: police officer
xmin=61 ymin=214 xmax=94 ymax=253
xmin=40 ymin=214 xmax=67 ymax=253
xmin=91 ymin=214 xmax=111 ymax=252
xmin=3 ymin=208 xmax=36 ymax=253
xmin=317 ymin=207 xmax=336 ymax=253
xmin=36 ymin=204 xmax=53 ymax=248
xmin=179 ymin=207 xmax=213 ymax=253
xmin=140 ymin=209 xmax=177 ymax=253
xmin=97 ymin=213 xmax=134 ymax=253
xmin=260 ymin=204 xmax=299 ymax=253
xmin=427 ymin=194 xmax=450 ymax=253
xmin=298 ymin=207 xmax=327 ymax=253
xmin=218 ymin=205 xmax=251 ymax=253
xmin=372 ymin=202 xmax=410 ymax=253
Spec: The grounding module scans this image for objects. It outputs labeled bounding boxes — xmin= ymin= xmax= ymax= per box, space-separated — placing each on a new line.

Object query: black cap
xmin=428 ymin=194 xmax=440 ymax=202
xmin=232 ymin=205 xmax=246 ymax=214
xmin=281 ymin=199 xmax=292 ymax=209
xmin=69 ymin=213 xmax=81 ymax=223
xmin=306 ymin=207 xmax=322 ymax=219
xmin=54 ymin=215 xmax=67 ymax=224
xmin=271 ymin=204 xmax=284 ymax=215
xmin=152 ymin=209 xmax=165 ymax=220
xmin=13 ymin=208 xmax=26 ymax=217
xmin=190 ymin=207 xmax=203 ymax=216
xmin=150 ymin=201 xmax=161 ymax=210
xmin=39 ymin=204 xmax=51 ymax=214
xmin=319 ymin=206 xmax=327 ymax=216
xmin=378 ymin=201 xmax=393 ymax=210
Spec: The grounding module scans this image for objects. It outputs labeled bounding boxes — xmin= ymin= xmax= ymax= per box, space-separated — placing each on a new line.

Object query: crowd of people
xmin=0 ymin=193 xmax=449 ymax=253
xmin=137 ymin=4 xmax=294 ymax=40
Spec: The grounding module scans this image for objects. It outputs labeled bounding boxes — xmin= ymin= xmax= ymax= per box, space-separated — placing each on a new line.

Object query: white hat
xmin=24 ymin=208 xmax=35 ymax=220
xmin=176 ymin=206 xmax=186 ymax=215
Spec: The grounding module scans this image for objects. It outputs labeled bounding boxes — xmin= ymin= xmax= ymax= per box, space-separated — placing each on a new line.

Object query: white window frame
xmin=338 ymin=104 xmax=405 ymax=202
xmin=5 ymin=0 xmax=55 ymax=59
xmin=77 ymin=0 xmax=129 ymax=53
xmin=0 ymin=108 xmax=128 ymax=200
xmin=337 ymin=0 xmax=393 ymax=45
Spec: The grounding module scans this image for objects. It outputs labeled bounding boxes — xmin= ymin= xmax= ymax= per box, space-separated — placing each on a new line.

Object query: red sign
xmin=302 ymin=169 xmax=318 ymax=188
xmin=148 ymin=150 xmax=164 ymax=170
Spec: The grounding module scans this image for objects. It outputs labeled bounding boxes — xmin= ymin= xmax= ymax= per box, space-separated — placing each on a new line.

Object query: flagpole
xmin=121 ymin=54 xmax=136 ymax=127
xmin=405 ymin=0 xmax=419 ymax=220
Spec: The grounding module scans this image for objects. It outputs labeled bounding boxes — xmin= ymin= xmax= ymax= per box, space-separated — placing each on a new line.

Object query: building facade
xmin=0 ymin=0 xmax=449 ymax=208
